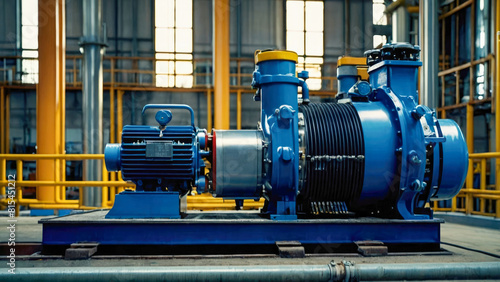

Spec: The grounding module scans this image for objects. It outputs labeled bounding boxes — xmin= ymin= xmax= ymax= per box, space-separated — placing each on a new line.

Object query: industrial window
xmin=155 ymin=0 xmax=193 ymax=88
xmin=286 ymin=0 xmax=324 ymax=90
xmin=21 ymin=0 xmax=39 ymax=84
xmin=372 ymin=0 xmax=387 ymax=48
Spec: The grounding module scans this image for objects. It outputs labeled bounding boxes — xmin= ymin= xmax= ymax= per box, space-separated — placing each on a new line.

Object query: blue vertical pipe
xmin=252 ymin=51 xmax=305 ymax=219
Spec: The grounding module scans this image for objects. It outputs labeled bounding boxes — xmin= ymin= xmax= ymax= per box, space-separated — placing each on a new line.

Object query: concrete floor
xmin=0 ymin=213 xmax=499 ymax=270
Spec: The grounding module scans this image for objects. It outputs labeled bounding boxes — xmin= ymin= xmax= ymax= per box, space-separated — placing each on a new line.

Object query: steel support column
xmin=207 ymin=89 xmax=212 ymax=130
xmin=496 ymin=0 xmax=500 ymax=216
xmin=58 ymin=0 xmax=66 ymax=191
xmin=5 ymin=93 xmax=9 ymax=155
xmin=81 ymin=0 xmax=104 ymax=206
xmin=213 ymin=0 xmax=230 ymax=129
xmin=237 ymin=90 xmax=242 ymax=130
xmin=392 ymin=4 xmax=409 ymax=43
xmin=0 ymin=87 xmax=4 ymax=154
xmin=36 ymin=0 xmax=65 ymax=203
xmin=419 ymin=0 xmax=438 ymax=108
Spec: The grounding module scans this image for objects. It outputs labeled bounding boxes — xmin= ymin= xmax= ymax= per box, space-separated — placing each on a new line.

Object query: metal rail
xmin=431 ymin=0 xmax=500 ymax=219
xmin=0 ymin=151 xmax=495 ymax=217
xmin=433 ymin=152 xmax=500 ymax=217
xmin=1 ymin=261 xmax=499 ymax=281
xmin=0 ymin=154 xmax=264 ymax=214
xmin=0 ymin=55 xmax=339 ymax=91
xmin=0 ymin=154 xmax=128 ymax=215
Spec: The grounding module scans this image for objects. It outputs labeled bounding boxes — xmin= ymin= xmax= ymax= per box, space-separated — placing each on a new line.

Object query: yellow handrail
xmin=433 ymin=152 xmax=500 ymax=218
xmin=1 ymin=152 xmax=498 ymax=217
xmin=0 ymin=154 xmax=132 ymax=215
xmin=0 ymin=154 xmax=264 ymax=215
xmin=0 ymin=55 xmax=339 ymax=93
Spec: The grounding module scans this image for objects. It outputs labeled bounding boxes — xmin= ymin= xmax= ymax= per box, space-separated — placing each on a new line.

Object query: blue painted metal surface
xmin=251 ymin=52 xmax=308 ymax=219
xmin=434 ymin=120 xmax=469 ymax=199
xmin=45 ymin=45 xmax=470 ymax=248
xmin=104 ymin=143 xmax=121 ymax=171
xmin=364 ymin=59 xmax=428 ymax=219
xmin=142 ymin=104 xmax=196 ymax=128
xmin=347 ymin=43 xmax=468 ymax=218
xmin=31 ymin=209 xmax=55 ymax=216
xmin=105 ymin=104 xmax=202 ymax=194
xmin=155 ymin=110 xmax=172 ymax=127
xmin=353 ymin=102 xmax=398 ymax=204
xmin=106 ymin=191 xmax=181 ymax=219
xmin=41 ymin=210 xmax=442 ymax=246
xmin=104 ymin=104 xmax=205 ymax=218
xmin=101 ymin=44 xmax=467 ymax=222
xmin=57 ymin=210 xmax=73 ymax=217
xmin=118 ymin=124 xmax=197 ymax=192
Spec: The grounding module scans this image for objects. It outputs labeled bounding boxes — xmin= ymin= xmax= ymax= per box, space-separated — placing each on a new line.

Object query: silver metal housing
xmin=213 ymin=130 xmax=263 ymax=199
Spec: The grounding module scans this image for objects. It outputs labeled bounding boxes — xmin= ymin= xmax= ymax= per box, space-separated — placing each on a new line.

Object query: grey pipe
xmin=81 ymin=0 xmax=104 ymax=207
xmin=3 ymin=261 xmax=500 ymax=281
xmin=419 ymin=0 xmax=439 ymax=109
xmin=1 ymin=265 xmax=333 ymax=282
xmin=346 ymin=261 xmax=500 ymax=281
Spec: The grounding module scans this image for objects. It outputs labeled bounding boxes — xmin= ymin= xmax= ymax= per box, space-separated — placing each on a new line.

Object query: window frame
xmin=154 ymin=0 xmax=194 ymax=88
xmin=285 ymin=0 xmax=325 ymax=91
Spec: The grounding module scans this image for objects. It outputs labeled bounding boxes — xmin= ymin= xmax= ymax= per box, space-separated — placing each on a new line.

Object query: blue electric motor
xmin=105 ymin=43 xmax=468 ymax=220
xmin=105 ymin=104 xmax=207 ymax=195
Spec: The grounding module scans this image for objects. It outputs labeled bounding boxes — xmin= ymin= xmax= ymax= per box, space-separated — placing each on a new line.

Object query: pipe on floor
xmin=347 ymin=261 xmax=500 ymax=281
xmin=3 ymin=261 xmax=500 ymax=281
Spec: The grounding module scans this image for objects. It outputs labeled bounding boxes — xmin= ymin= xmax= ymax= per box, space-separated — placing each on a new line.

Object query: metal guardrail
xmin=0 ymin=55 xmax=339 ymax=92
xmin=0 ymin=154 xmax=264 ymax=216
xmin=0 ymin=153 xmax=497 ymax=217
xmin=0 ymin=154 xmax=130 ymax=215
xmin=433 ymin=152 xmax=500 ymax=218
xmin=433 ymin=0 xmax=499 ymax=219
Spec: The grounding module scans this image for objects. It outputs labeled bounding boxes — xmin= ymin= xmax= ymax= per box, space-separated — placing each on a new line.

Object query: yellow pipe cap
xmin=337 ymin=56 xmax=367 ymax=67
xmin=255 ymin=50 xmax=298 ymax=64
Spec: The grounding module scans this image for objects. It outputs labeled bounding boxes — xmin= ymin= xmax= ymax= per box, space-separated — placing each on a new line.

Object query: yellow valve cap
xmin=254 ymin=50 xmax=298 ymax=64
xmin=337 ymin=56 xmax=367 ymax=67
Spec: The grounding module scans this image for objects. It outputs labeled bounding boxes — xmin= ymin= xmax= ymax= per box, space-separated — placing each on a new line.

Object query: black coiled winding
xmin=298 ymin=103 xmax=365 ymax=210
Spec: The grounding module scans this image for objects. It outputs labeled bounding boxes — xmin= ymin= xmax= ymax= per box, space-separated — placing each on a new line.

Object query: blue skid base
xmin=106 ymin=191 xmax=181 ymax=219
xmin=40 ymin=210 xmax=442 ymax=246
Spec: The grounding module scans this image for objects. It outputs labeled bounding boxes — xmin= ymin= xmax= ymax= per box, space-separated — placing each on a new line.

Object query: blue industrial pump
xmin=104 ymin=43 xmax=468 ymax=221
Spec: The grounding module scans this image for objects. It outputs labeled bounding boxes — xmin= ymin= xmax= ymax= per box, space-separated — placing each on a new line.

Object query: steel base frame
xmin=105 ymin=191 xmax=181 ymax=219
xmin=40 ymin=210 xmax=443 ymax=247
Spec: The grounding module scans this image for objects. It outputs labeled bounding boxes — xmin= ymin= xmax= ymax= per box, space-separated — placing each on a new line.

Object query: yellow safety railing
xmin=0 ymin=154 xmax=132 ymax=216
xmin=1 ymin=152 xmax=497 ymax=217
xmin=0 ymin=55 xmax=339 ymax=93
xmin=433 ymin=152 xmax=500 ymax=218
xmin=0 ymin=154 xmax=264 ymax=215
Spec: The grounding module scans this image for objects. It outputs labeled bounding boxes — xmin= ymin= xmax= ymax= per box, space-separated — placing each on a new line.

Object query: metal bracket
xmin=355 ymin=240 xmax=388 ymax=256
xmin=64 ymin=242 xmax=99 ymax=260
xmin=276 ymin=241 xmax=305 ymax=258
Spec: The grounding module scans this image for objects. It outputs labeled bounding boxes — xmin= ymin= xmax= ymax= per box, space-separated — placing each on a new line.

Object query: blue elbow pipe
xmin=299 ymin=79 xmax=310 ymax=104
